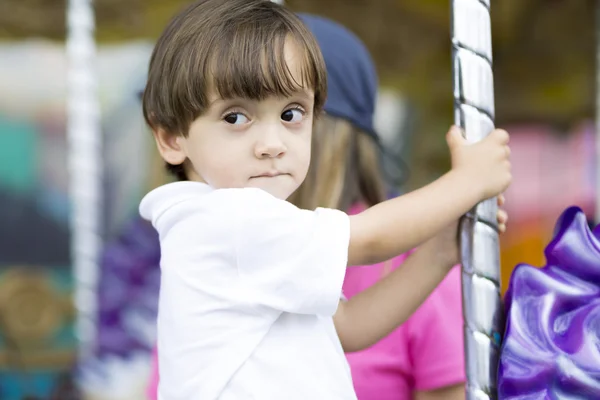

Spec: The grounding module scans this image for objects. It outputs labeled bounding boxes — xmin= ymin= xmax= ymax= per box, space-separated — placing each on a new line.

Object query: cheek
xmin=302 ymin=127 xmax=313 ymax=162
xmin=198 ymin=141 xmax=250 ymax=186
xmin=293 ymin=129 xmax=312 ymax=175
xmin=193 ymin=133 xmax=237 ymax=165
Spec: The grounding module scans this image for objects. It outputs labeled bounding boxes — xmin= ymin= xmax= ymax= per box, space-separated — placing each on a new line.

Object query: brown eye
xmin=223 ymin=113 xmax=249 ymax=125
xmin=281 ymin=108 xmax=303 ymax=123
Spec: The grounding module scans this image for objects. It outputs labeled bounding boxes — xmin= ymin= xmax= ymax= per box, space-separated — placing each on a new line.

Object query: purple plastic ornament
xmin=95 ymin=216 xmax=161 ymax=358
xmin=499 ymin=206 xmax=600 ymax=398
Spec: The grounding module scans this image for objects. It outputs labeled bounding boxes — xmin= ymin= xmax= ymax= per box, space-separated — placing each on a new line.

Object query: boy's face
xmin=155 ymin=39 xmax=314 ymax=200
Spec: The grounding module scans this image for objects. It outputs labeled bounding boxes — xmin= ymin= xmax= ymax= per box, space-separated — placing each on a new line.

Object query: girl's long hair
xmin=289 ymin=114 xmax=387 ymax=211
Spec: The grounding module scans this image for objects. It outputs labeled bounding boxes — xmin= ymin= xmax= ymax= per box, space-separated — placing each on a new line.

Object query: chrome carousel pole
xmin=451 ymin=1 xmax=503 ymax=399
xmin=66 ymin=0 xmax=102 ymax=367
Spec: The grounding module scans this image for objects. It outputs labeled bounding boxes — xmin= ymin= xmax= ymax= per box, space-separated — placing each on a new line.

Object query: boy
xmin=140 ymin=0 xmax=511 ymax=398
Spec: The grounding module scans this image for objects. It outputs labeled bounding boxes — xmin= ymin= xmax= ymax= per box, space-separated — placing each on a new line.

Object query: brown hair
xmin=288 ymin=114 xmax=387 ymax=211
xmin=288 ymin=115 xmax=391 ymax=274
xmin=142 ymin=0 xmax=327 ymax=180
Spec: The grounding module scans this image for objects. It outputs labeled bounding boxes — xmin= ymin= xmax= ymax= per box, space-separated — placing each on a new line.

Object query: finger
xmin=493 ymin=129 xmax=509 ymax=144
xmin=497 ymin=222 xmax=506 ymax=234
xmin=505 ymin=145 xmax=511 ymax=158
xmin=497 ymin=209 xmax=508 ymax=225
xmin=497 ymin=194 xmax=505 ymax=207
xmin=446 ymin=126 xmax=466 ymax=149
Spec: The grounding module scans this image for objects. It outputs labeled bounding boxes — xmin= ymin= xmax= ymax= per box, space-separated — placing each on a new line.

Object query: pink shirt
xmin=147 ymin=207 xmax=465 ymax=399
xmin=340 ymin=204 xmax=465 ymax=399
xmin=342 ymin=258 xmax=465 ymax=399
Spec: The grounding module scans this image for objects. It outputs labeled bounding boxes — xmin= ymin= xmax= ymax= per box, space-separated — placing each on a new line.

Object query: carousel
xmin=0 ymin=0 xmax=598 ymax=398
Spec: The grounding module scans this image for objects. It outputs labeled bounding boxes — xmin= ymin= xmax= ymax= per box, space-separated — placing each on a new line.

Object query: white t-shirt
xmin=139 ymin=181 xmax=356 ymax=400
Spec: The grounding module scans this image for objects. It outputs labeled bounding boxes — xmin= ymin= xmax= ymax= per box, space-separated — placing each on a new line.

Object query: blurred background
xmin=0 ymin=0 xmax=597 ymax=398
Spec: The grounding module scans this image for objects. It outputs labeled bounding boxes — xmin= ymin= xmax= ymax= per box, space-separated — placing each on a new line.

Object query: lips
xmin=251 ymin=172 xmax=287 ymax=178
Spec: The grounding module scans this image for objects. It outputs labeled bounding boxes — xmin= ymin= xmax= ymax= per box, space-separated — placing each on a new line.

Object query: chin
xmin=267 ymin=188 xmax=293 ymax=200
xmin=252 ymin=185 xmax=294 ymax=200
xmin=246 ymin=176 xmax=297 ymax=199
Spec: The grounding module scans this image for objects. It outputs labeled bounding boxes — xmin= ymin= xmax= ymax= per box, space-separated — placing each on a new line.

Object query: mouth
xmin=251 ymin=172 xmax=288 ymax=179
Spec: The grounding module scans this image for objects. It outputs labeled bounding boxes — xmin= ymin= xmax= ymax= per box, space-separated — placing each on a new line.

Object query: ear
xmin=153 ymin=128 xmax=187 ymax=166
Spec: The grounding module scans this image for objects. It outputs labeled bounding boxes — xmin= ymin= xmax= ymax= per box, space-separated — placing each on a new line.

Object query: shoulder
xmin=238 ymin=194 xmax=349 ymax=246
xmin=139 ymin=183 xmax=283 ymax=238
xmin=139 ymin=182 xmax=282 ymax=220
xmin=230 ymin=188 xmax=300 ymax=217
xmin=236 ymin=193 xmax=350 ymax=270
xmin=233 ymin=189 xmax=348 ymax=230
xmin=139 ymin=181 xmax=213 ymax=224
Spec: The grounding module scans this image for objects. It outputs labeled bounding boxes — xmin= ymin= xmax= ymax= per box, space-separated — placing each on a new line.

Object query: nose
xmin=254 ymin=127 xmax=286 ymax=159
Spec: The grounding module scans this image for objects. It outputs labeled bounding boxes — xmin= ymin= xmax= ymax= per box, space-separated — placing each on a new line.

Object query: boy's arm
xmin=336 ymin=198 xmax=508 ymax=353
xmin=347 ymin=127 xmax=510 ymax=266
xmin=348 ymin=169 xmax=477 ymax=266
xmin=334 ymin=224 xmax=458 ymax=352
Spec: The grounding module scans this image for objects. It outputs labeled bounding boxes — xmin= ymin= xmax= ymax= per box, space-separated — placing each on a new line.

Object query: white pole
xmin=66 ymin=0 xmax=102 ymax=365
xmin=451 ymin=0 xmax=503 ymax=399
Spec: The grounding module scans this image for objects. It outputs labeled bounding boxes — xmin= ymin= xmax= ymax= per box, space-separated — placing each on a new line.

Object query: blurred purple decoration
xmin=499 ymin=206 xmax=600 ymax=398
xmin=96 ymin=216 xmax=161 ymax=358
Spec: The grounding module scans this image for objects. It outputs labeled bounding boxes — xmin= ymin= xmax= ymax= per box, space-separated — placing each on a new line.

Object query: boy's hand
xmin=425 ymin=195 xmax=509 ymax=270
xmin=447 ymin=126 xmax=512 ymax=201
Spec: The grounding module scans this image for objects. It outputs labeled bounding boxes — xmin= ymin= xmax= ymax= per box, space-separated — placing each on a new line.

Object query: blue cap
xmin=299 ymin=13 xmax=378 ymax=138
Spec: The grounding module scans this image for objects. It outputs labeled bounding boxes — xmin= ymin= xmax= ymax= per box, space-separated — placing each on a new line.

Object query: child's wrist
xmin=446 ymin=168 xmax=485 ymax=204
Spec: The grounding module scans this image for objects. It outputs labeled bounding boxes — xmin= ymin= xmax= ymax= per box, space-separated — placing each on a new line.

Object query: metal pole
xmin=451 ymin=1 xmax=503 ymax=399
xmin=66 ymin=0 xmax=102 ymax=365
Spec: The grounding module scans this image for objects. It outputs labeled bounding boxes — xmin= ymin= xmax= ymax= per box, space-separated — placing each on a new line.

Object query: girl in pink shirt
xmin=148 ymin=12 xmax=466 ymax=400
xmin=342 ymin=209 xmax=465 ymax=400
xmin=292 ymin=14 xmax=467 ymax=398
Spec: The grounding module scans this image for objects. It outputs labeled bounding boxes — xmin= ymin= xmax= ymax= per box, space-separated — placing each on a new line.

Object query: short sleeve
xmin=408 ymin=266 xmax=466 ymax=390
xmin=235 ymin=188 xmax=350 ymax=316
